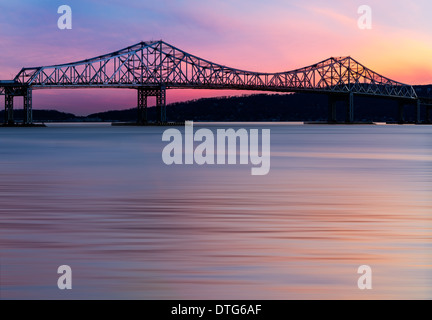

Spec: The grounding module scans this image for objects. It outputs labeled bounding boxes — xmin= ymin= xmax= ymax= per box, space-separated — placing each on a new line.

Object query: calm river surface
xmin=0 ymin=122 xmax=431 ymax=299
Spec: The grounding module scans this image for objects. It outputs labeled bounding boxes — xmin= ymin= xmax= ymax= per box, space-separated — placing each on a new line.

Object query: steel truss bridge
xmin=0 ymin=40 xmax=429 ymax=125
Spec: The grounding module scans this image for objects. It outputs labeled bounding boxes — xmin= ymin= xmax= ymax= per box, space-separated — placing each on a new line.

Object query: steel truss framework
xmin=14 ymin=40 xmax=417 ymax=98
xmin=137 ymin=87 xmax=166 ymax=123
xmin=0 ymin=84 xmax=32 ymax=125
xmin=0 ymin=40 xmax=421 ymax=124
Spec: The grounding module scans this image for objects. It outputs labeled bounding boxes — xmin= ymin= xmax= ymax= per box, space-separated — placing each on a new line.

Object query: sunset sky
xmin=1 ymin=0 xmax=431 ymax=115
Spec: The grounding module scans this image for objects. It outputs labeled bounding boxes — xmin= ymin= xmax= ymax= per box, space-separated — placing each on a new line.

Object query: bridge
xmin=0 ymin=40 xmax=429 ymax=125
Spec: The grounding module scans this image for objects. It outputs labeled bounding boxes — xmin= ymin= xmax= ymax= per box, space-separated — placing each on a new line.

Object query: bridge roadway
xmin=0 ymin=40 xmax=429 ymax=125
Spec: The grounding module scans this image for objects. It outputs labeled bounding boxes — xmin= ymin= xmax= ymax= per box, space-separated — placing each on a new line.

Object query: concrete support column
xmin=416 ymin=99 xmax=421 ymax=124
xmin=5 ymin=94 xmax=14 ymax=125
xmin=23 ymin=87 xmax=32 ymax=125
xmin=426 ymin=106 xmax=431 ymax=123
xmin=346 ymin=92 xmax=354 ymax=123
xmin=398 ymin=101 xmax=405 ymax=124
xmin=137 ymin=88 xmax=148 ymax=124
xmin=328 ymin=95 xmax=336 ymax=123
xmin=156 ymin=85 xmax=166 ymax=123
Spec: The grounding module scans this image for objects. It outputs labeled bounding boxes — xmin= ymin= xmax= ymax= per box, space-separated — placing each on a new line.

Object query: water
xmin=0 ymin=122 xmax=431 ymax=299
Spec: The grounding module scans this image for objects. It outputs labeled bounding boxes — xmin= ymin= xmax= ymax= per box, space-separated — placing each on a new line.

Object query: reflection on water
xmin=0 ymin=123 xmax=431 ymax=299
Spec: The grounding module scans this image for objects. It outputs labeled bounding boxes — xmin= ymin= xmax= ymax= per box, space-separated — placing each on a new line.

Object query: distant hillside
xmin=87 ymin=92 xmax=425 ymax=123
xmin=0 ymin=109 xmax=80 ymax=122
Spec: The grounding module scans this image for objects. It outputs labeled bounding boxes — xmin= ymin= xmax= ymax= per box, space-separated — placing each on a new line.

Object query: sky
xmin=1 ymin=0 xmax=432 ymax=115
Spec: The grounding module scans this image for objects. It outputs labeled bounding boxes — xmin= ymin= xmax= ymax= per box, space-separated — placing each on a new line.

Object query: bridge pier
xmin=2 ymin=87 xmax=33 ymax=126
xmin=136 ymin=86 xmax=167 ymax=124
xmin=327 ymin=93 xmax=354 ymax=123
xmin=346 ymin=92 xmax=354 ymax=123
xmin=23 ymin=88 xmax=32 ymax=125
xmin=416 ymin=99 xmax=421 ymax=124
xmin=5 ymin=93 xmax=14 ymax=125
xmin=137 ymin=88 xmax=148 ymax=124
xmin=328 ymin=95 xmax=337 ymax=123
xmin=398 ymin=101 xmax=405 ymax=124
xmin=156 ymin=86 xmax=167 ymax=123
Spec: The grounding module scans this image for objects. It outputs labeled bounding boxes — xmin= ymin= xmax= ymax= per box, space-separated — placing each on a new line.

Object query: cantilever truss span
xmin=14 ymin=40 xmax=416 ymax=99
xmin=1 ymin=40 xmax=422 ymax=124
